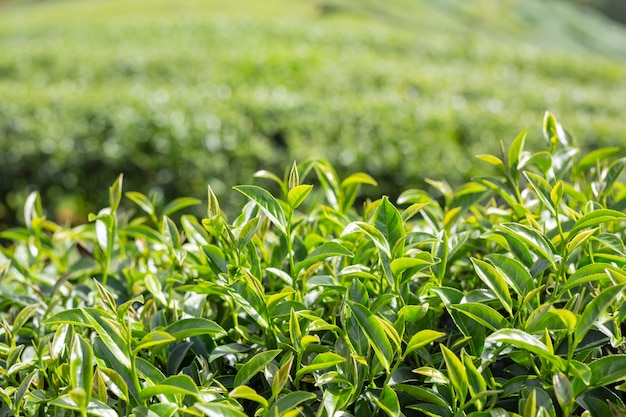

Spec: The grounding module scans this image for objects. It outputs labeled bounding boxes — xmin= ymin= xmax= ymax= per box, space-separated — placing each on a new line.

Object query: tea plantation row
xmin=1 ymin=115 xmax=626 ymax=416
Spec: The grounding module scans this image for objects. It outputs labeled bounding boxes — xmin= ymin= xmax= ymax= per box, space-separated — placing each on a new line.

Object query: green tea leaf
xmin=524 ymin=172 xmax=556 ymax=215
xmin=195 ymin=402 xmax=247 ymax=417
xmin=404 ymin=330 xmax=446 ymax=358
xmin=70 ymin=334 xmax=94 ymax=405
xmin=486 ymin=329 xmax=564 ymax=369
xmin=296 ymin=352 xmax=345 ymax=380
xmin=133 ymin=331 xmax=176 ymax=354
xmin=440 ymin=345 xmax=468 ymax=403
xmin=165 ymin=318 xmax=227 ymax=340
xmin=508 ymin=128 xmax=528 ymax=173
xmin=471 ymin=258 xmax=513 ymax=316
xmin=370 ymin=385 xmax=401 ymax=417
xmin=294 ymin=241 xmax=353 ymax=275
xmin=495 ymin=223 xmax=556 ymax=269
xmin=375 ymin=196 xmax=405 ymax=258
xmin=486 ymin=254 xmax=534 ymax=296
xmin=234 ymin=185 xmax=287 ymax=235
xmin=139 ymin=375 xmax=200 ymax=401
xmin=347 ymin=302 xmax=394 ymax=372
xmin=553 ymin=371 xmax=572 ymax=415
xmin=234 ymin=349 xmax=281 ymax=387
xmin=567 ymin=209 xmax=626 ymax=239
xmin=269 ymin=391 xmax=316 ymax=416
xmin=229 ymin=385 xmax=268 ymax=408
xmin=287 ymin=184 xmax=313 ymax=210
xmin=451 ymin=303 xmax=509 ymax=331
xmin=588 ymin=355 xmax=626 ymax=388
xmin=574 ymin=283 xmax=626 ymax=346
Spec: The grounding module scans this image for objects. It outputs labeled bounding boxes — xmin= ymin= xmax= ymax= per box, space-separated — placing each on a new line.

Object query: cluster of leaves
xmin=2 ymin=113 xmax=626 ymax=416
xmin=2 ymin=0 xmax=626 ymax=225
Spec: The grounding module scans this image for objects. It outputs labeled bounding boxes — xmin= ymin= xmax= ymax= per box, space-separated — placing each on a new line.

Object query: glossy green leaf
xmin=451 ymin=303 xmax=509 ymax=331
xmin=495 ymin=223 xmax=556 ymax=268
xmin=552 ymin=371 xmax=572 ymax=415
xmin=508 ymin=128 xmax=527 ymax=172
xmin=347 ymin=301 xmax=394 ymax=372
xmin=587 ymin=355 xmax=626 ymax=388
xmin=195 ymin=402 xmax=248 ymax=417
xmin=486 ymin=254 xmax=534 ymax=296
xmin=287 ymin=184 xmax=313 ymax=209
xmin=524 ymin=172 xmax=556 ymax=215
xmin=229 ymin=385 xmax=268 ymax=408
xmin=269 ymin=391 xmax=316 ymax=416
xmin=165 ymin=318 xmax=226 ymax=340
xmin=440 ymin=345 xmax=468 ymax=402
xmin=370 ymin=385 xmax=401 ymax=417
xmin=567 ymin=209 xmax=626 ymax=238
xmin=294 ymin=241 xmax=353 ymax=275
xmin=486 ymin=329 xmax=564 ymax=369
xmin=342 ymin=221 xmax=393 ymax=287
xmin=139 ymin=375 xmax=200 ymax=401
xmin=375 ymin=196 xmax=405 ymax=258
xmin=234 ymin=185 xmax=287 ymax=235
xmin=234 ymin=349 xmax=281 ymax=387
xmin=296 ymin=352 xmax=345 ymax=380
xmin=125 ymin=191 xmax=155 ymax=217
xmin=574 ymin=283 xmax=626 ymax=346
xmin=133 ymin=331 xmax=176 ymax=355
xmin=404 ymin=330 xmax=446 ymax=358
xmin=70 ymin=334 xmax=93 ymax=405
xmin=471 ymin=258 xmax=513 ymax=316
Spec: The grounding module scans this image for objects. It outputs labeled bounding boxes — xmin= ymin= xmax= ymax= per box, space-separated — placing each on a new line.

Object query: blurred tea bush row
xmin=1 ymin=0 xmax=626 ymax=225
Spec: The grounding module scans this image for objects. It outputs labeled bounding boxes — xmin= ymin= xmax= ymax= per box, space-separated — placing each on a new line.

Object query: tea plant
xmin=1 ymin=113 xmax=626 ymax=416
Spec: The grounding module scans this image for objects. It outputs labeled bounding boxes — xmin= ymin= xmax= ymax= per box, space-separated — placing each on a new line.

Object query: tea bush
xmin=2 ymin=0 xmax=626 ymax=225
xmin=1 ymin=114 xmax=626 ymax=416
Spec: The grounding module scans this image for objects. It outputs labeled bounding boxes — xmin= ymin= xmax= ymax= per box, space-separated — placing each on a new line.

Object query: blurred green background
xmin=1 ymin=0 xmax=626 ymax=226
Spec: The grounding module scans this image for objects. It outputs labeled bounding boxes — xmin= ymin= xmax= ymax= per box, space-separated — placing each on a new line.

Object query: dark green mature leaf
xmin=234 ymin=349 xmax=281 ymax=387
xmin=575 ymin=147 xmax=619 ymax=175
xmin=348 ymin=302 xmax=394 ymax=372
xmin=234 ymin=185 xmax=287 ymax=235
xmin=574 ymin=284 xmax=626 ymax=346
xmin=471 ymin=258 xmax=513 ymax=317
xmin=588 ymin=355 xmax=626 ymax=388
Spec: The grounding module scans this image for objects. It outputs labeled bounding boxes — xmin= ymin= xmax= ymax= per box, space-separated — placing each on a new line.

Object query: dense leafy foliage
xmin=2 ymin=0 xmax=626 ymax=225
xmin=1 ymin=114 xmax=626 ymax=416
